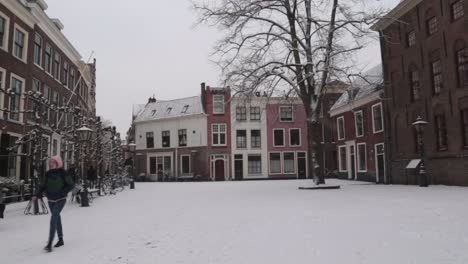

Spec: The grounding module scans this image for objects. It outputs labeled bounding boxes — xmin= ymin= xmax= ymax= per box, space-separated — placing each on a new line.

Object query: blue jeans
xmin=48 ymin=199 xmax=66 ymax=243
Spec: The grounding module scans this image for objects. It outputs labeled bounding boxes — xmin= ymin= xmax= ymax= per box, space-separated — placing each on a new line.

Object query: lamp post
xmin=77 ymin=125 xmax=93 ymax=207
xmin=128 ymin=142 xmax=136 ymax=189
xmin=412 ymin=116 xmax=429 ymax=187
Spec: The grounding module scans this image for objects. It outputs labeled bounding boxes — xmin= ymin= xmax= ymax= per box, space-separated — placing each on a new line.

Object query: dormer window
xmin=181 ymin=105 xmax=189 ymax=113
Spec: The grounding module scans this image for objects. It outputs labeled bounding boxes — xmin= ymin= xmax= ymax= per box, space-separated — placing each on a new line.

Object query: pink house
xmin=201 ymin=83 xmax=232 ymax=181
xmin=266 ymin=98 xmax=309 ymax=179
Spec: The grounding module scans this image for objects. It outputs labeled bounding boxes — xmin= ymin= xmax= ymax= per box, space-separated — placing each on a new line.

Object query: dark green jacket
xmin=36 ymin=169 xmax=74 ymax=200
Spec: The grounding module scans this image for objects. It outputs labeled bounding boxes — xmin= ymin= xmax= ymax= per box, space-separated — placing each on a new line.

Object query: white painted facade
xmin=230 ymin=97 xmax=268 ymax=179
xmin=134 ymin=114 xmax=208 ymax=150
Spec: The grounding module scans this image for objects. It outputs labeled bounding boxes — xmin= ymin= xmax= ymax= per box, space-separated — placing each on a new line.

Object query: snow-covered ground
xmin=1 ymin=179 xmax=468 ymax=264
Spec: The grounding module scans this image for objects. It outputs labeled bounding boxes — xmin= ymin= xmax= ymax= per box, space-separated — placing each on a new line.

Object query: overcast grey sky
xmin=45 ymin=0 xmax=400 ymax=135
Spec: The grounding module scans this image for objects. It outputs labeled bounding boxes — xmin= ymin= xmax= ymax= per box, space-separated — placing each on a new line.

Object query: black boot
xmin=0 ymin=204 xmax=5 ymax=219
xmin=44 ymin=242 xmax=52 ymax=252
xmin=54 ymin=238 xmax=64 ymax=248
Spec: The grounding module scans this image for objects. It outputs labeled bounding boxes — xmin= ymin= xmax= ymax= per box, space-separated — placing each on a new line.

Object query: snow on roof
xmin=132 ymin=104 xmax=145 ymax=117
xmin=134 ymin=96 xmax=204 ymax=122
xmin=330 ymin=65 xmax=383 ymax=111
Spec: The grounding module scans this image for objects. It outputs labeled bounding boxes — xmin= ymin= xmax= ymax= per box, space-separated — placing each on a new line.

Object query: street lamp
xmin=412 ymin=116 xmax=429 ymax=187
xmin=128 ymin=142 xmax=136 ymax=189
xmin=77 ymin=125 xmax=94 ymax=206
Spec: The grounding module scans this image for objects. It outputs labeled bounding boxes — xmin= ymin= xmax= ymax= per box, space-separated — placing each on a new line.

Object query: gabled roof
xmin=134 ymin=96 xmax=204 ymax=123
xmin=330 ymin=65 xmax=383 ymax=113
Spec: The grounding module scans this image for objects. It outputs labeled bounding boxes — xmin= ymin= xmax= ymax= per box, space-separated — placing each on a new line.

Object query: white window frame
xmin=273 ymin=128 xmax=285 ymax=147
xmin=247 ymin=154 xmax=262 ymax=175
xmin=8 ymin=73 xmax=26 ymax=123
xmin=268 ymin=152 xmax=282 ymax=174
xmin=356 ymin=143 xmax=367 ymax=172
xmin=33 ymin=32 xmax=43 ymax=68
xmin=283 ymin=152 xmax=296 ymax=174
xmin=13 ymin=24 xmax=28 ymax=63
xmin=337 ymin=116 xmax=345 ymax=140
xmin=0 ymin=67 xmax=5 ymax=119
xmin=279 ymin=106 xmax=294 ymax=122
xmin=338 ymin=145 xmax=348 ymax=172
xmin=213 ymin=95 xmax=225 ymax=114
xmin=289 ymin=128 xmax=301 ymax=147
xmin=372 ymin=103 xmax=384 ymax=133
xmin=44 ymin=43 xmax=53 ymax=75
xmin=0 ymin=11 xmax=10 ymax=52
xmin=180 ymin=154 xmax=191 ymax=175
xmin=354 ymin=110 xmax=364 ymax=138
xmin=212 ymin=123 xmax=227 ymax=146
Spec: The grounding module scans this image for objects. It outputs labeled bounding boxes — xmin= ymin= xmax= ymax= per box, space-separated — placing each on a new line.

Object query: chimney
xmin=201 ymin=82 xmax=207 ymax=113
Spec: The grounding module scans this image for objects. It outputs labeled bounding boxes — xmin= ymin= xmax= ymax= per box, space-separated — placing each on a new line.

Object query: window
xmin=427 ymin=16 xmax=438 ymax=36
xmin=50 ymin=91 xmax=58 ymax=126
xmin=13 ymin=26 xmax=27 ymax=61
xmin=269 ymin=153 xmax=281 ymax=174
xmin=337 ymin=116 xmax=345 ymax=140
xmin=62 ymin=62 xmax=69 ymax=86
xmin=354 ymin=111 xmax=364 ymax=137
xmin=52 ymin=139 xmax=58 ymax=156
xmin=54 ymin=53 xmax=61 ymax=80
xmin=407 ymin=31 xmax=416 ymax=47
xmin=236 ymin=130 xmax=247 ymax=148
xmin=178 ymin=129 xmax=187 ymax=147
xmin=236 ymin=106 xmax=246 ymax=121
xmin=33 ymin=33 xmax=42 ymax=66
xmin=456 ymin=48 xmax=468 ymax=87
xmin=248 ymin=155 xmax=262 ymax=175
xmin=280 ymin=106 xmax=293 ymax=121
xmin=410 ymin=70 xmax=421 ymax=101
xmin=251 ymin=130 xmax=261 ymax=148
xmin=290 ymin=128 xmax=301 ymax=146
xmin=181 ymin=105 xmax=189 ymax=113
xmin=162 ymin=131 xmax=170 ymax=148
xmin=273 ymin=129 xmax=284 ymax=146
xmin=372 ymin=104 xmax=384 ymax=133
xmin=0 ymin=15 xmax=7 ymax=50
xmin=250 ymin=107 xmax=261 ymax=120
xmin=44 ymin=44 xmax=52 ymax=74
xmin=31 ymin=79 xmax=41 ymax=120
xmin=212 ymin=124 xmax=226 ymax=146
xmin=431 ymin=60 xmax=442 ymax=94
xmin=70 ymin=68 xmax=75 ymax=89
xmin=338 ymin=146 xmax=347 ymax=172
xmin=181 ymin=155 xmax=191 ymax=175
xmin=462 ymin=108 xmax=468 ymax=148
xmin=357 ymin=143 xmax=367 ymax=172
xmin=213 ymin=95 xmax=224 ymax=114
xmin=452 ymin=0 xmax=464 ymax=21
xmin=9 ymin=76 xmax=23 ymax=121
xmin=146 ymin=132 xmax=154 ymax=149
xmin=43 ymin=85 xmax=50 ymax=125
xmin=283 ymin=152 xmax=295 ymax=173
xmin=435 ymin=114 xmax=448 ymax=151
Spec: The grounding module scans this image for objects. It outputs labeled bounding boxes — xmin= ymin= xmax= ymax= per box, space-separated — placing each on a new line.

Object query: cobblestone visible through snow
xmin=1 ymin=180 xmax=468 ymax=264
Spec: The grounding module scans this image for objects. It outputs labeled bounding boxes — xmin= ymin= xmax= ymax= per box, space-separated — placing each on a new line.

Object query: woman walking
xmin=33 ymin=156 xmax=74 ymax=252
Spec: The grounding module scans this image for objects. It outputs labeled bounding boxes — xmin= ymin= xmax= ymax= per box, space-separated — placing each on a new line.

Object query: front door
xmin=215 ymin=160 xmax=225 ymax=181
xmin=375 ymin=144 xmax=386 ymax=183
xmin=297 ymin=152 xmax=307 ymax=179
xmin=348 ymin=144 xmax=356 ymax=180
xmin=234 ymin=155 xmax=243 ymax=180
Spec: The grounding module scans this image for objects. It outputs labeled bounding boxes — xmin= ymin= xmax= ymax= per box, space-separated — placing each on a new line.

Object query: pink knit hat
xmin=50 ymin=156 xmax=64 ymax=169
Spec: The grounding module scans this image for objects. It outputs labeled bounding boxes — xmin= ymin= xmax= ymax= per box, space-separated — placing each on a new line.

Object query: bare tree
xmin=194 ymin=0 xmax=385 ymax=184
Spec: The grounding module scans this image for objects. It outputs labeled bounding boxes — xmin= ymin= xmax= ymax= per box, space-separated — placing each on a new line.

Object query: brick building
xmin=372 ymin=0 xmax=468 ymax=185
xmin=330 ymin=66 xmax=386 ymax=183
xmin=0 ymin=0 xmax=96 ymax=182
